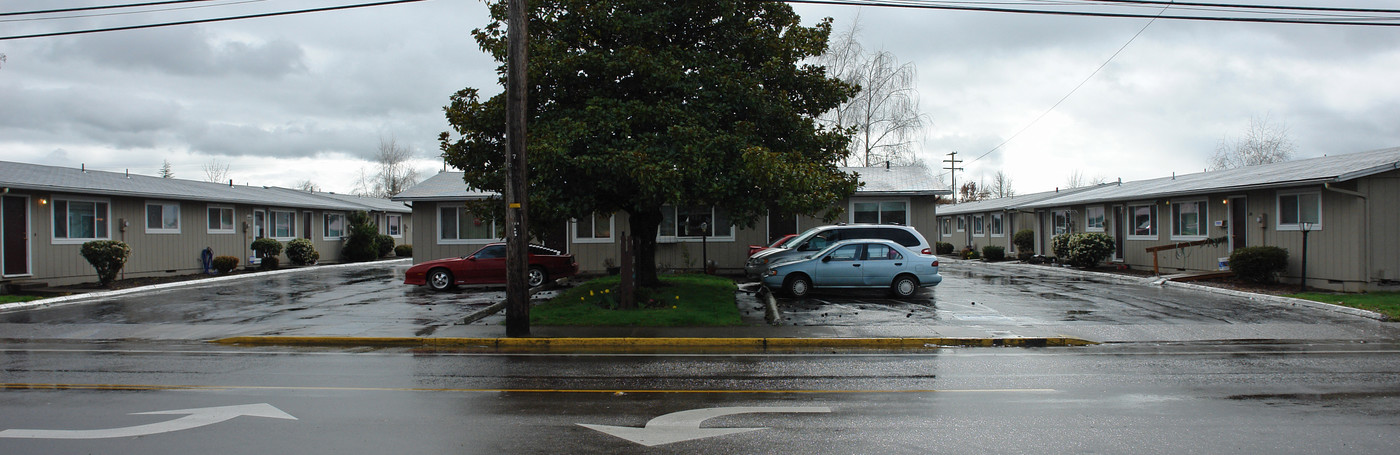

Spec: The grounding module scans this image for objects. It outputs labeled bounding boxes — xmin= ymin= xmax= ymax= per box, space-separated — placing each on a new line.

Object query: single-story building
xmin=0 ymin=161 xmax=411 ymax=288
xmin=937 ymin=147 xmax=1400 ymax=292
xmin=391 ymin=165 xmax=951 ymax=274
xmin=933 ymin=186 xmax=1103 ymax=256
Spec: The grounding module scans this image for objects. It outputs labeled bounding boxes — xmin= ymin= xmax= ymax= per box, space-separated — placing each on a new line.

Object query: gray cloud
xmin=50 ymin=26 xmax=306 ymax=78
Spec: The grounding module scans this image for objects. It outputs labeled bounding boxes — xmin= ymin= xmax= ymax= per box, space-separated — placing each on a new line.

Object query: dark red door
xmin=2 ymin=196 xmax=29 ymax=276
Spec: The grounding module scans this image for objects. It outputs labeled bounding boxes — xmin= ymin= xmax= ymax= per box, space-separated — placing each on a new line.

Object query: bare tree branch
xmin=991 ymin=170 xmax=1016 ymax=198
xmin=1209 ymin=114 xmax=1296 ymax=170
xmin=357 ymin=137 xmax=421 ymax=198
xmin=818 ymin=19 xmax=929 ymax=167
xmin=202 ymin=158 xmax=230 ymax=183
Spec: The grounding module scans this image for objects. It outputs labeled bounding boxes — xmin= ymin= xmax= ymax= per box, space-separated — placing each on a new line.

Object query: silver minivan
xmin=744 ymin=224 xmax=932 ymax=279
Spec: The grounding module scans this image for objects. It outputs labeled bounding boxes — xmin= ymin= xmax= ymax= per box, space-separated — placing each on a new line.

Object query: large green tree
xmin=441 ymin=0 xmax=859 ymax=286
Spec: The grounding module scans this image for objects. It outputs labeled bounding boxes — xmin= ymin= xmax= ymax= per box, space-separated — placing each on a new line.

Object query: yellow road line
xmin=1 ymin=383 xmax=1055 ymax=394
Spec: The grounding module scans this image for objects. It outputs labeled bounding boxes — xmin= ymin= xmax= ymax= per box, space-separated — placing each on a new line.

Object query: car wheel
xmin=428 ymin=268 xmax=455 ymax=291
xmin=891 ymin=275 xmax=919 ymax=297
xmin=528 ymin=266 xmax=548 ymax=288
xmin=785 ymin=274 xmax=812 ymax=298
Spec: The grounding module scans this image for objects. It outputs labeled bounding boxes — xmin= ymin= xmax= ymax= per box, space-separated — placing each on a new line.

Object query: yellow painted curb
xmin=211 ymin=336 xmax=1098 ymax=349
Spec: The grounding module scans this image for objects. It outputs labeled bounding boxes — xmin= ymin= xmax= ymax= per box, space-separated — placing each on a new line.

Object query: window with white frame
xmin=1052 ymin=209 xmax=1070 ymax=235
xmin=1086 ymin=206 xmax=1105 ymax=232
xmin=972 ymin=215 xmax=984 ymax=235
xmin=387 ymin=215 xmax=403 ymax=237
xmin=940 ymin=218 xmax=951 ymax=237
xmin=438 ymin=205 xmax=500 ymax=243
xmin=272 ymin=210 xmax=296 ymax=240
xmin=852 ymin=200 xmax=908 ymax=225
xmin=1127 ymin=203 xmax=1158 ymax=239
xmin=573 ymin=212 xmax=614 ymax=243
xmin=145 ymin=201 xmax=181 ymax=234
xmin=1171 ymin=200 xmax=1207 ymax=239
xmin=1277 ymin=191 xmax=1322 ymax=231
xmin=52 ymin=198 xmax=110 ymax=243
xmin=991 ymin=213 xmax=1004 ymax=236
xmin=324 ymin=212 xmax=346 ymax=240
xmin=658 ymin=205 xmax=732 ymax=241
xmin=207 ymin=205 xmax=235 ymax=234
xmin=956 ymin=216 xmax=965 ymax=232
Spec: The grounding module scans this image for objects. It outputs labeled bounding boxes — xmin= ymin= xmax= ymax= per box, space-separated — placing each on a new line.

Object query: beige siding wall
xmin=7 ymin=191 xmax=403 ymax=287
xmin=1370 ymin=173 xmax=1400 ymax=283
xmin=410 ymin=195 xmax=946 ymax=273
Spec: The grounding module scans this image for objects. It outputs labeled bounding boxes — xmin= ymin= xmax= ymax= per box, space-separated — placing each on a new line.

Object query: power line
xmin=786 ymin=0 xmax=1400 ymax=26
xmin=0 ymin=0 xmax=428 ymax=41
xmin=967 ymin=0 xmax=1169 ymax=166
xmin=0 ymin=0 xmax=226 ymax=17
xmin=2 ymin=1 xmax=268 ymax=24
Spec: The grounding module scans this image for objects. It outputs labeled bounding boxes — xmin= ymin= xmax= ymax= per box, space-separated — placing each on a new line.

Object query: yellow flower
xmin=590 ymin=290 xmax=595 ymax=296
xmin=672 ymin=306 xmax=677 ymax=309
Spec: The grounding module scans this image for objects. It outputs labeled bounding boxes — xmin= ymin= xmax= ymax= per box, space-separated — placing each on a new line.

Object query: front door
xmin=1113 ymin=205 xmax=1126 ymax=261
xmin=1229 ymin=196 xmax=1248 ymax=252
xmin=814 ymin=243 xmax=865 ymax=287
xmin=2 ymin=195 xmax=30 ymax=276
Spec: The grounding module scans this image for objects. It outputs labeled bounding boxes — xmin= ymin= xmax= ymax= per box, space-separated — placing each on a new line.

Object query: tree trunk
xmin=627 ymin=207 xmax=663 ymax=287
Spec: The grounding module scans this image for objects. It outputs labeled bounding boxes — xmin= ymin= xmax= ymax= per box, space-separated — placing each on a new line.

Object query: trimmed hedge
xmin=1052 ymin=232 xmax=1115 ymax=268
xmin=212 ymin=256 xmax=239 ymax=274
xmin=286 ymin=238 xmax=319 ymax=266
xmin=1013 ymin=229 xmax=1035 ymax=253
xmin=260 ymin=256 xmax=280 ymax=270
xmin=377 ymin=234 xmax=395 ymax=258
xmin=1230 ymin=246 xmax=1289 ymax=283
xmin=936 ymin=242 xmax=954 ymax=255
xmin=80 ymin=240 xmax=131 ymax=287
xmin=982 ymin=245 xmax=1006 ymax=262
xmin=251 ymin=238 xmax=283 ymax=259
xmin=394 ymin=244 xmax=413 ymax=258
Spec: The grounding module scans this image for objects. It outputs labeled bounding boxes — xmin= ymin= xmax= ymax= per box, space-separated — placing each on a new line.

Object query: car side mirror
xmin=822 ymin=255 xmax=832 ymax=263
xmin=467 ymin=256 xmax=477 ymax=261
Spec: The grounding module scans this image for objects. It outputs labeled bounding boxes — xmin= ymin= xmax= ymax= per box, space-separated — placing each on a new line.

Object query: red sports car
xmin=748 ymin=234 xmax=798 ymax=258
xmin=404 ymin=243 xmax=579 ymax=291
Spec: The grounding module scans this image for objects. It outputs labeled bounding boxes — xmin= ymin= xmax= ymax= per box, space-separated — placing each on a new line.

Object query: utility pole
xmin=943 ymin=151 xmax=963 ymax=203
xmin=504 ymin=0 xmax=530 ymax=337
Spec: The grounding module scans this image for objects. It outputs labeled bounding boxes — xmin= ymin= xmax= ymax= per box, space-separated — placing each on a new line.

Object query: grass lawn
xmin=1286 ymin=291 xmax=1400 ymax=321
xmin=532 ymin=274 xmax=742 ymax=326
xmin=0 ymin=295 xmax=41 ymax=305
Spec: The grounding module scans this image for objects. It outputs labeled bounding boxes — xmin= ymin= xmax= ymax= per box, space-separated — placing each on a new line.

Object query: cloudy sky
xmin=3 ymin=0 xmax=1399 ymax=196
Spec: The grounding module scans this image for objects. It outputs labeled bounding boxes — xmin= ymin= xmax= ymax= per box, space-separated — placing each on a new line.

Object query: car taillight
xmin=921 ymin=248 xmax=932 ymax=255
xmin=931 ymin=260 xmax=939 ymax=267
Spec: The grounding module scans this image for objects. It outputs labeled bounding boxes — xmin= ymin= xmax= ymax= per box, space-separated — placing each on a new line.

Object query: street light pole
xmin=1299 ymin=221 xmax=1312 ymax=293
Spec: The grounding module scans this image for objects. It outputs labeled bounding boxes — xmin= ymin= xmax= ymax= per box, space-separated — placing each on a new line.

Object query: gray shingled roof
xmin=0 ymin=161 xmax=403 ymax=212
xmin=389 ymin=171 xmax=496 ymax=202
xmin=841 ymin=165 xmax=950 ymax=196
xmin=273 ymin=188 xmax=411 ymax=213
xmin=936 ymin=185 xmax=1105 ymax=216
xmin=392 ymin=166 xmax=950 ymax=201
xmin=1022 ymin=146 xmax=1400 ymax=209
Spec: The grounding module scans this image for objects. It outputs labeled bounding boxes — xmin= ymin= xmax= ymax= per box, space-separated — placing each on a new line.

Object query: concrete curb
xmin=0 ymin=259 xmax=412 ymax=314
xmin=211 ymin=336 xmax=1099 ymax=349
xmin=953 ymin=259 xmax=1389 ymax=321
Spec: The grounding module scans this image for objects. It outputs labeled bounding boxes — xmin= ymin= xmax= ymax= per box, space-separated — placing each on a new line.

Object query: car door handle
xmin=894 ymin=263 xmax=902 ymax=266
xmin=852 ymin=264 xmax=861 ymax=267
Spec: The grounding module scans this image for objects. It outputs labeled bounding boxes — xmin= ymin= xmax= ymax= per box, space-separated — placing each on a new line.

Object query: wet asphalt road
xmin=3 ymin=341 xmax=1399 ymax=454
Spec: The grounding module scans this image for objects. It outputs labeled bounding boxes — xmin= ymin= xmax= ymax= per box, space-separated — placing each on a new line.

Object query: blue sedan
xmin=761 ymin=239 xmax=941 ymax=298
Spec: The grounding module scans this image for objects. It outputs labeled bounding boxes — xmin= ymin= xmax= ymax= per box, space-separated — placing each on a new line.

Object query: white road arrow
xmin=0 ymin=403 xmax=297 ymax=440
xmin=578 ymin=406 xmax=831 ymax=447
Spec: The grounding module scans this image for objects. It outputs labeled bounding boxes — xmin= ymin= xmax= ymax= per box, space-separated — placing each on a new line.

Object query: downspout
xmin=1324 ymin=182 xmax=1369 ymax=289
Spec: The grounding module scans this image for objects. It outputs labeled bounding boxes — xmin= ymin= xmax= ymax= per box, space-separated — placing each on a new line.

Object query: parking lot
xmin=3 ymin=260 xmax=1396 ymax=344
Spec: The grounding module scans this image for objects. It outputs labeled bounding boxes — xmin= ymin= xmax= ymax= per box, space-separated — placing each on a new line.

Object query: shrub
xmin=982 ymin=245 xmax=1006 ymax=262
xmin=1051 ymin=234 xmax=1073 ymax=259
xmin=250 ymin=238 xmax=283 ymax=259
xmin=286 ymin=238 xmax=319 ymax=266
xmin=377 ymin=234 xmax=395 ymax=258
xmin=212 ymin=256 xmax=239 ymax=274
xmin=1061 ymin=232 xmax=1115 ymax=268
xmin=964 ymin=249 xmax=981 ymax=260
xmin=80 ymin=240 xmax=131 ymax=287
xmin=936 ymin=242 xmax=954 ymax=255
xmin=395 ymin=244 xmax=413 ymax=258
xmin=341 ymin=211 xmax=381 ymax=262
xmin=1229 ymin=246 xmax=1289 ymax=283
xmin=260 ymin=256 xmax=280 ymax=270
xmin=1013 ymin=229 xmax=1035 ymax=253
